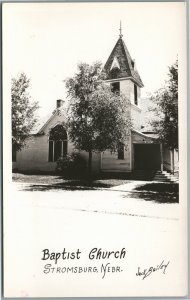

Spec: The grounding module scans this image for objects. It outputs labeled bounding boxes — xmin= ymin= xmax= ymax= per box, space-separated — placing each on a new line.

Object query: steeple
xmin=104 ymin=28 xmax=143 ymax=87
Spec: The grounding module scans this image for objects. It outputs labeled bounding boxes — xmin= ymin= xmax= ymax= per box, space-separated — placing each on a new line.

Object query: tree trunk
xmin=88 ymin=150 xmax=92 ymax=185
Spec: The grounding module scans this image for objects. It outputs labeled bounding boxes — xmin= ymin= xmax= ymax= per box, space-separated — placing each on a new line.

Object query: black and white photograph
xmin=3 ymin=2 xmax=187 ymax=297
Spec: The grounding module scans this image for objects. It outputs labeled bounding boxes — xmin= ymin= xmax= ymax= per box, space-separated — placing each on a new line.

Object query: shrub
xmin=56 ymin=153 xmax=87 ymax=178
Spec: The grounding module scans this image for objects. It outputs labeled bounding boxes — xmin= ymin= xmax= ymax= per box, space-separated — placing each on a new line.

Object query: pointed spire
xmin=104 ymin=32 xmax=144 ymax=86
xmin=119 ymin=20 xmax=123 ymax=39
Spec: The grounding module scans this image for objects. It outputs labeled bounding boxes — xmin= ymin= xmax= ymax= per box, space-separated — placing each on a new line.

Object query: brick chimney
xmin=56 ymin=99 xmax=64 ymax=108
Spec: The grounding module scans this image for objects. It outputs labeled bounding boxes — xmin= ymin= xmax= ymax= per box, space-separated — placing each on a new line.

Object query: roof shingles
xmin=104 ymin=37 xmax=143 ymax=87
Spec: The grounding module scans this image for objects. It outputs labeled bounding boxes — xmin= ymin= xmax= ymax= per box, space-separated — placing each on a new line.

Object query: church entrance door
xmin=134 ymin=144 xmax=161 ymax=170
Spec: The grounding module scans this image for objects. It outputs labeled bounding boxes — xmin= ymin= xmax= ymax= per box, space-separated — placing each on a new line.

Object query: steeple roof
xmin=104 ymin=37 xmax=144 ymax=87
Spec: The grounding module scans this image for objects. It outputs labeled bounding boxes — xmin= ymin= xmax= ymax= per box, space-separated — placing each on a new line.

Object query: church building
xmin=12 ymin=27 xmax=178 ymax=175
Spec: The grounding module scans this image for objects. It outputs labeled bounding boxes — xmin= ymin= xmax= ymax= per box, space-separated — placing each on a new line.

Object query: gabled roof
xmin=30 ymin=113 xmax=54 ymax=135
xmin=104 ymin=37 xmax=144 ymax=87
xmin=31 ymin=107 xmax=66 ymax=135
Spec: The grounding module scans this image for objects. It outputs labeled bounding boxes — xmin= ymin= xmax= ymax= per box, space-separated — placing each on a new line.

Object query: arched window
xmin=48 ymin=124 xmax=67 ymax=162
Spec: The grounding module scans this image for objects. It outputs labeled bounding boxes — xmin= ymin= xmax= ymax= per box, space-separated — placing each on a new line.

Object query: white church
xmin=12 ymin=28 xmax=178 ymax=176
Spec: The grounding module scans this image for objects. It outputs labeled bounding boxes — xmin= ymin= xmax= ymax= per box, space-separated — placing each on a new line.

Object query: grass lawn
xmin=12 ymin=173 xmax=130 ymax=191
xmin=12 ymin=173 xmax=179 ymax=203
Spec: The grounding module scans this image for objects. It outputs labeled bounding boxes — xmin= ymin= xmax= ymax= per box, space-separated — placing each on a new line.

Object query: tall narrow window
xmin=118 ymin=143 xmax=125 ymax=160
xmin=48 ymin=141 xmax=54 ymax=162
xmin=48 ymin=125 xmax=68 ymax=162
xmin=134 ymin=84 xmax=138 ymax=105
xmin=12 ymin=145 xmax=17 ymax=162
xmin=54 ymin=140 xmax=62 ymax=161
xmin=63 ymin=141 xmax=68 ymax=157
xmin=111 ymin=82 xmax=120 ymax=94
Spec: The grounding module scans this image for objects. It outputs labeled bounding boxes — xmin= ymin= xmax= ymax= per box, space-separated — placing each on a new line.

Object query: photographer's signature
xmin=136 ymin=260 xmax=170 ymax=280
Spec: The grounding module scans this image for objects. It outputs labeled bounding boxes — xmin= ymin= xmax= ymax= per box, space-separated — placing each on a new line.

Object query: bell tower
xmin=104 ymin=23 xmax=144 ymax=130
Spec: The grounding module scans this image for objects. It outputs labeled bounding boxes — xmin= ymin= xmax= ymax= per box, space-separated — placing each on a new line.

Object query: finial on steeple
xmin=119 ymin=20 xmax=123 ymax=38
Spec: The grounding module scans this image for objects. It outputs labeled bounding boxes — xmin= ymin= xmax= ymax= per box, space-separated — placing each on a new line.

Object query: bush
xmin=56 ymin=153 xmax=87 ymax=178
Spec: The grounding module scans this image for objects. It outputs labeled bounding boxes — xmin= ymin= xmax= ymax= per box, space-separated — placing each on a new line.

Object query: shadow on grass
xmin=13 ymin=172 xmax=131 ymax=191
xmin=123 ymin=182 xmax=179 ymax=204
xmin=21 ymin=179 xmax=120 ymax=192
xmin=13 ymin=174 xmax=179 ymax=204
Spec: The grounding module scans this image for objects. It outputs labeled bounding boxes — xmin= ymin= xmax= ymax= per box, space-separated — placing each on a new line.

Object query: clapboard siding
xmin=101 ymin=134 xmax=131 ymax=172
xmin=101 ymin=151 xmax=130 ymax=171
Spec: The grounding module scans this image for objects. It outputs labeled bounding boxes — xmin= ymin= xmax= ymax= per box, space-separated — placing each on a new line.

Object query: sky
xmin=3 ymin=2 xmax=186 ymax=118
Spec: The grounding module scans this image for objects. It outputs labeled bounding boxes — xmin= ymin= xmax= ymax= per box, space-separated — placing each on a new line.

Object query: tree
xmin=65 ymin=62 xmax=132 ymax=179
xmin=12 ymin=73 xmax=39 ymax=152
xmin=150 ymin=59 xmax=178 ymax=150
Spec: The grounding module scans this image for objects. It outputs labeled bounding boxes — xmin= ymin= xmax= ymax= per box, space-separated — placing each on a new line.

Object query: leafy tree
xmin=150 ymin=59 xmax=178 ymax=150
xmin=12 ymin=73 xmax=39 ymax=152
xmin=65 ymin=62 xmax=132 ymax=178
